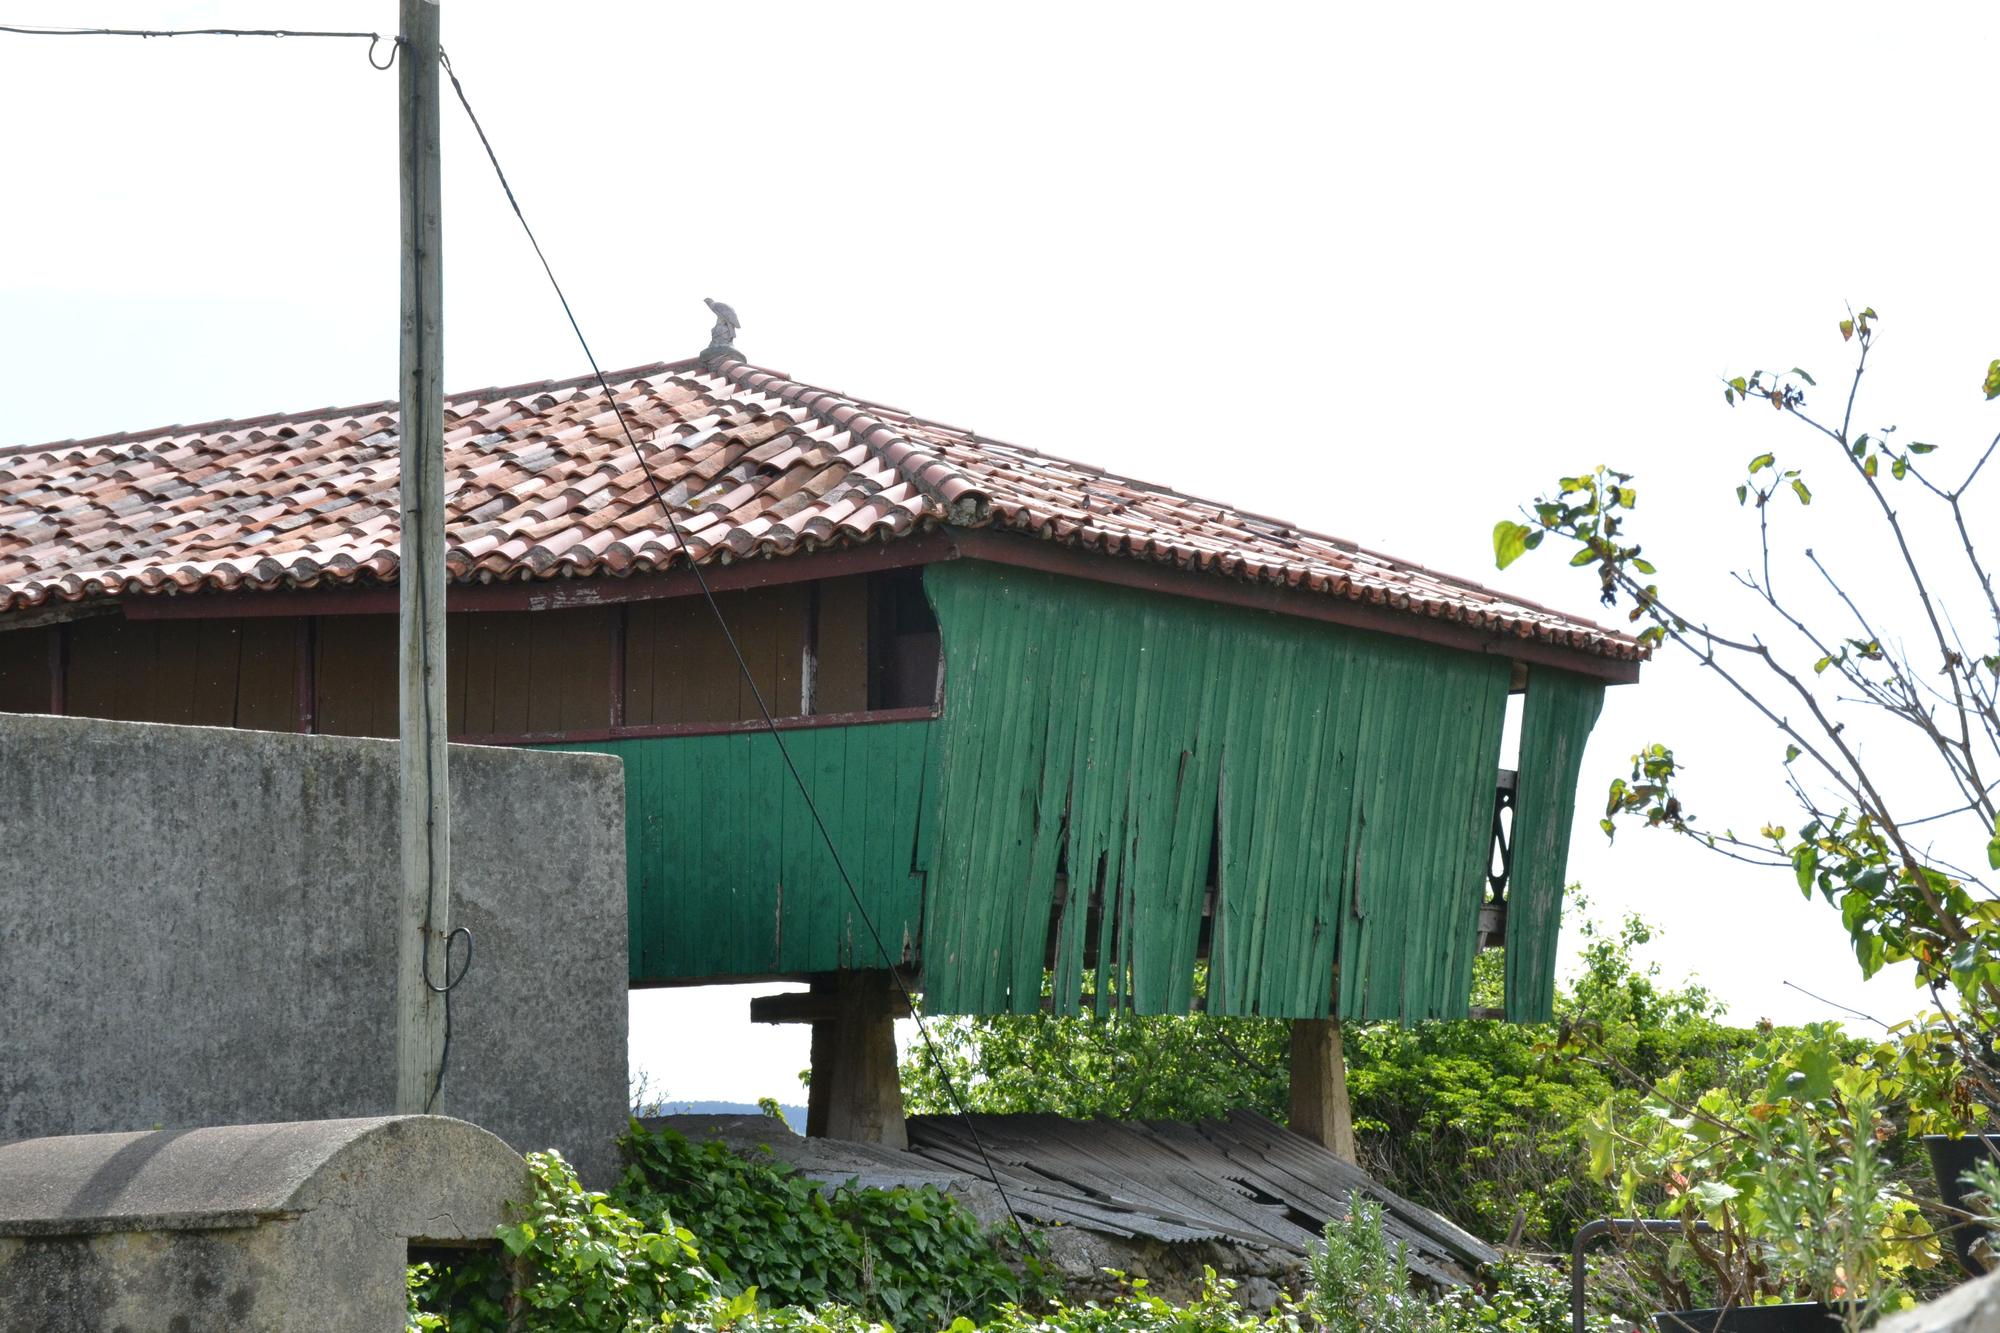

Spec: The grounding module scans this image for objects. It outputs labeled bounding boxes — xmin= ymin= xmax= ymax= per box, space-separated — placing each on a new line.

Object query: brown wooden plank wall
xmin=314 ymin=614 xmax=397 ymax=737
xmin=815 ymin=576 xmax=870 ymax=714
xmin=30 ymin=576 xmax=894 ymax=739
xmin=65 ymin=617 xmax=299 ymax=730
xmin=449 ymin=608 xmax=615 ymax=738
xmin=624 ymin=586 xmax=809 ymax=726
xmin=0 ymin=627 xmax=54 ymax=714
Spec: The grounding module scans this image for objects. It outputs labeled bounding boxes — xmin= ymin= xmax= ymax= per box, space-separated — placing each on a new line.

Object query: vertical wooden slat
xmin=1505 ymin=668 xmax=1606 ymax=1021
xmin=50 ymin=622 xmax=67 ymax=715
xmin=815 ymin=575 xmax=871 ymax=713
xmin=224 ymin=616 xmax=291 ymax=732
xmin=918 ymin=560 xmax=1570 ymax=1023
xmin=295 ymin=618 xmax=316 ymax=733
xmin=609 ymin=604 xmax=627 ymax=730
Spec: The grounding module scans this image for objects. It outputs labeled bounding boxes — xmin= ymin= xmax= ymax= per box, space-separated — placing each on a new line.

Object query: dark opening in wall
xmin=407 ymin=1239 xmax=504 ymax=1317
xmin=867 ymin=569 xmax=940 ymax=711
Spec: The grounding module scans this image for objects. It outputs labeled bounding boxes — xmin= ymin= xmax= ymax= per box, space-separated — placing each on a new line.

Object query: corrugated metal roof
xmin=649 ymin=1109 xmax=1497 ymax=1286
xmin=0 ymin=350 xmax=1639 ymax=663
xmin=907 ymin=1111 xmax=1498 ymax=1286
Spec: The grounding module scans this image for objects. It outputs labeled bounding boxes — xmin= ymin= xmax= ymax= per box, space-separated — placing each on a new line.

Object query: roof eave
xmin=940 ymin=526 xmax=1644 ymax=684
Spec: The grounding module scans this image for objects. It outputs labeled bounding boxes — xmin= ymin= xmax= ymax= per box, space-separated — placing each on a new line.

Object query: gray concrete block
xmin=1877 ymin=1270 xmax=2000 ymax=1333
xmin=0 ymin=1115 xmax=530 ymax=1333
xmin=0 ymin=713 xmax=629 ymax=1184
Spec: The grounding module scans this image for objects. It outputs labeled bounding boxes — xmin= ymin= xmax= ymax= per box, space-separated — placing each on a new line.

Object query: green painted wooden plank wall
xmin=540 ymin=560 xmax=1606 ymax=1023
xmin=917 ymin=561 xmax=1524 ymax=1022
xmin=1502 ymin=668 xmax=1606 ymax=1022
xmin=545 ymin=721 xmax=933 ymax=983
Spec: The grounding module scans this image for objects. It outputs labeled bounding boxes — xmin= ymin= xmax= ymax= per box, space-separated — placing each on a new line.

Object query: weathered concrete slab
xmin=1877 ymin=1269 xmax=2000 ymax=1333
xmin=0 ymin=713 xmax=629 ymax=1183
xmin=0 ymin=1115 xmax=528 ymax=1333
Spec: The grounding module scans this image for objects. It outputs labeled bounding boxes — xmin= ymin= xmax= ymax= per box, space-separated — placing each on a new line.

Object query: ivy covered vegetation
xmin=409 ymin=1122 xmax=1052 ymax=1332
xmin=409 ymin=904 xmax=1964 ymax=1332
xmin=405 ymin=1136 xmax=1599 ymax=1333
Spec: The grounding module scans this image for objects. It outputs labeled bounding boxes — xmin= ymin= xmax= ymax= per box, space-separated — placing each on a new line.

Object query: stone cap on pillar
xmin=0 ymin=1115 xmax=529 ymax=1241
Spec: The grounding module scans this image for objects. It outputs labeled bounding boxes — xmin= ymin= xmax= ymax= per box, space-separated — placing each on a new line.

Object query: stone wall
xmin=0 ymin=713 xmax=628 ymax=1183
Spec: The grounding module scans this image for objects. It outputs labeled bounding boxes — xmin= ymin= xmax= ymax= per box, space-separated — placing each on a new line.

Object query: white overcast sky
xmin=5 ymin=2 xmax=1999 ymax=1104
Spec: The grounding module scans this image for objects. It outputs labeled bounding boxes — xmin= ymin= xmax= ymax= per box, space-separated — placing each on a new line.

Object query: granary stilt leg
xmin=1288 ymin=1017 xmax=1356 ymax=1163
xmin=818 ymin=969 xmax=907 ymax=1148
xmin=752 ymin=971 xmax=909 ymax=1147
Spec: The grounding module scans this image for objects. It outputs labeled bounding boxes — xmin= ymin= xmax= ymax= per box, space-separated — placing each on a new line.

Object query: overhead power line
xmin=0 ymin=24 xmax=381 ymax=39
xmin=0 ymin=24 xmax=398 ymax=67
xmin=439 ymin=49 xmax=1030 ymax=1240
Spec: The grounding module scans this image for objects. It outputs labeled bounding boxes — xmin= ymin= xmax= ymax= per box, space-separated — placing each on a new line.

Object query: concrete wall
xmin=0 ymin=713 xmax=628 ymax=1184
xmin=0 ymin=1115 xmax=530 ymax=1333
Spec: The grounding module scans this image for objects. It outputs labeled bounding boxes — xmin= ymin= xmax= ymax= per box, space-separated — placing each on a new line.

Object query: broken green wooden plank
xmin=1505 ymin=668 xmax=1607 ymax=1021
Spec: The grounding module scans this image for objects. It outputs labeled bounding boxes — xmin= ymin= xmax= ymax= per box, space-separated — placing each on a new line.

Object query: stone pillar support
xmin=1288 ymin=1017 xmax=1356 ymax=1163
xmin=756 ymin=970 xmax=908 ymax=1149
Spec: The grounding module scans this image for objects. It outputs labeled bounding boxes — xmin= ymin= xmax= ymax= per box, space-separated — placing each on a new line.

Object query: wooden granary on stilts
xmin=0 ymin=332 xmax=1639 ymax=1152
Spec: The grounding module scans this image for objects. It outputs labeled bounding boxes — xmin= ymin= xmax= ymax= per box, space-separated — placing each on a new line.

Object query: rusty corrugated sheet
xmin=917 ymin=561 xmax=1516 ymax=1022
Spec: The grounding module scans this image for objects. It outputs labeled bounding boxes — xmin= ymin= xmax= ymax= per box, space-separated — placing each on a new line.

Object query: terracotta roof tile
xmin=0 ymin=353 xmax=1641 ymax=662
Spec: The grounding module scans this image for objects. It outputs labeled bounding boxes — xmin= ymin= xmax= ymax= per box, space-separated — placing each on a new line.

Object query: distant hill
xmin=641 ymin=1100 xmax=806 ymax=1133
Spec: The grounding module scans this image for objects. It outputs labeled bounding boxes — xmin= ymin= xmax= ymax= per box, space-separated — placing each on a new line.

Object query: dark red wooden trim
xmin=88 ymin=521 xmax=1639 ymax=680
xmin=119 ymin=534 xmax=961 ymax=621
xmin=943 ymin=529 xmax=1643 ymax=685
xmin=457 ymin=703 xmax=939 ymax=748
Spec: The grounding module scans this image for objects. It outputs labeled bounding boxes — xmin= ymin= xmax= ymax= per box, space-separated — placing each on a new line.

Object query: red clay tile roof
xmin=0 ymin=352 xmax=1641 ymax=662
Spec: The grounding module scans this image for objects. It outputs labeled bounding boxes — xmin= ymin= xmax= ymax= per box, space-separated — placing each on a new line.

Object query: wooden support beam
xmin=751 ymin=987 xmax=911 ymax=1026
xmin=0 ymin=601 xmax=118 ymax=634
xmin=118 ymin=534 xmax=959 ymax=621
xmin=1288 ymin=1018 xmax=1356 ymax=1163
xmin=799 ymin=971 xmax=908 ymax=1149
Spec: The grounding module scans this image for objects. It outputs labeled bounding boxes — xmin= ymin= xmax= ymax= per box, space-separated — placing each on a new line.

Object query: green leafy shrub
xmin=966 ymin=1270 xmax=1301 ymax=1333
xmin=410 ymin=1151 xmax=1605 ymax=1333
xmin=1306 ymin=1202 xmax=1600 ymax=1333
xmin=1436 ymin=1257 xmax=1607 ymax=1333
xmin=1304 ymin=1201 xmax=1451 ymax=1333
xmin=1584 ymin=1025 xmax=1936 ymax=1325
xmin=617 ymin=1120 xmax=1053 ymax=1328
xmin=411 ymin=1148 xmax=721 ymax=1332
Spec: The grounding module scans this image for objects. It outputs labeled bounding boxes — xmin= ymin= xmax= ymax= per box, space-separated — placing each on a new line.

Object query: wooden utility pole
xmin=394 ymin=0 xmax=451 ymax=1115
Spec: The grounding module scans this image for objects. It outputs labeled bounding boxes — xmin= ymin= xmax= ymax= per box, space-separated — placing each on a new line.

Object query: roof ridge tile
xmin=704 ymin=355 xmax=984 ymax=521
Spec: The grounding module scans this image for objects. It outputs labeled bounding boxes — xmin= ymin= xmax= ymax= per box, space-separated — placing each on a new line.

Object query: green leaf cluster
xmin=965 ymin=1270 xmax=1302 ymax=1333
xmin=1582 ymin=1025 xmax=1937 ymax=1322
xmin=410 ymin=1148 xmax=727 ymax=1332
xmin=1305 ymin=1202 xmax=1611 ymax=1333
xmin=1492 ymin=305 xmax=2000 ymax=1132
xmin=616 ymin=1122 xmax=1053 ymax=1329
